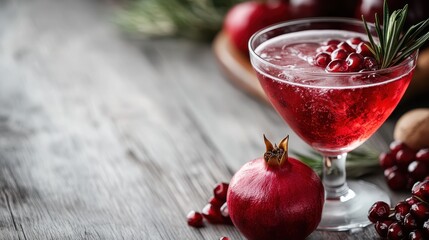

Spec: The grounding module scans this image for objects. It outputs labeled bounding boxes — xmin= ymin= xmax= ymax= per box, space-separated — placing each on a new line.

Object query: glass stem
xmin=322 ymin=153 xmax=349 ymax=200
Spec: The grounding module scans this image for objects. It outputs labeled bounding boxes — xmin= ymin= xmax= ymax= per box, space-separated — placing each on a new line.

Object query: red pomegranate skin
xmin=227 ymin=155 xmax=324 ymax=240
xmin=223 ymin=1 xmax=289 ymax=55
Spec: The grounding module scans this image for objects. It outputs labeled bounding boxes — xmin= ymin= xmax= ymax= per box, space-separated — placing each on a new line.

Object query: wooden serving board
xmin=212 ymin=31 xmax=269 ymax=104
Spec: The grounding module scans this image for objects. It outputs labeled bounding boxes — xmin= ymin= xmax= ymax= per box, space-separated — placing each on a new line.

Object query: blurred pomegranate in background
xmin=325 ymin=0 xmax=359 ymax=17
xmin=407 ymin=1 xmax=429 ymax=36
xmin=223 ymin=1 xmax=289 ymax=54
xmin=288 ymin=0 xmax=327 ymax=19
xmin=355 ymin=0 xmax=429 ymax=28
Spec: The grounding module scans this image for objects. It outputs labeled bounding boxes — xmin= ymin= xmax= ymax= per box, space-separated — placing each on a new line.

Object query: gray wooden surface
xmin=0 ymin=0 xmax=413 ymax=239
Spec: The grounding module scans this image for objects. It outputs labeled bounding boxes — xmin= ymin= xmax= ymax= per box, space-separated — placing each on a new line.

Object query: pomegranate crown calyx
xmin=263 ymin=135 xmax=289 ymax=167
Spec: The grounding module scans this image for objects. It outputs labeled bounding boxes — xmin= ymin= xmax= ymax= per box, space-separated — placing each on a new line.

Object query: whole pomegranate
xmin=223 ymin=1 xmax=289 ymax=55
xmin=227 ymin=135 xmax=324 ymax=240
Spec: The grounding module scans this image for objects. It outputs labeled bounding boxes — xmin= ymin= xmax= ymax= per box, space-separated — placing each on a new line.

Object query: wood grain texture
xmin=0 ymin=0 xmax=410 ymax=239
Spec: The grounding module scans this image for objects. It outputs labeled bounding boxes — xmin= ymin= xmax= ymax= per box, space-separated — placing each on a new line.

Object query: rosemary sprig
xmin=116 ymin=0 xmax=243 ymax=41
xmin=362 ymin=0 xmax=429 ymax=68
xmin=292 ymin=145 xmax=380 ymax=178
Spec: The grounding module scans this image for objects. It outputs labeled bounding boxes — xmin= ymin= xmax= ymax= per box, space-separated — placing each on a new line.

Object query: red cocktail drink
xmin=254 ymin=30 xmax=414 ymax=155
xmin=249 ymin=19 xmax=417 ymax=230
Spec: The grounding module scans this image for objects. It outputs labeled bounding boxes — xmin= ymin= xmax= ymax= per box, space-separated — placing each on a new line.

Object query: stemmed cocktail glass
xmin=249 ymin=18 xmax=417 ymax=230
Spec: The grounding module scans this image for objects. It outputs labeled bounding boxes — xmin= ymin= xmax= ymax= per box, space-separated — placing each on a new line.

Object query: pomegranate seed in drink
xmin=346 ymin=53 xmax=364 ymax=71
xmin=337 ymin=41 xmax=354 ymax=53
xmin=362 ymin=57 xmax=378 ymax=70
xmin=347 ymin=37 xmax=363 ymax=45
xmin=331 ymin=49 xmax=348 ymax=60
xmin=326 ymin=39 xmax=341 ymax=45
xmin=314 ymin=52 xmax=331 ymax=67
xmin=356 ymin=42 xmax=373 ymax=57
xmin=326 ymin=59 xmax=349 ymax=72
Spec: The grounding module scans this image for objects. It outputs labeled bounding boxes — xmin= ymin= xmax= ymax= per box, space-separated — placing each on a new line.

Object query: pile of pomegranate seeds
xmin=380 ymin=141 xmax=429 ymax=191
xmin=313 ymin=37 xmax=378 ymax=72
xmin=368 ymin=178 xmax=429 ymax=239
xmin=186 ymin=182 xmax=233 ymax=228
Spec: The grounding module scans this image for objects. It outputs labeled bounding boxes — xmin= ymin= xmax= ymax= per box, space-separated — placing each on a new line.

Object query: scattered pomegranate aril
xmin=396 ymin=148 xmax=416 ymax=169
xmin=394 ymin=201 xmax=411 ymax=222
xmin=375 ymin=220 xmax=394 ymax=239
xmin=186 ymin=182 xmax=232 ymax=229
xmin=410 ymin=202 xmax=429 ymax=221
xmin=409 ymin=230 xmax=425 ymax=240
xmin=387 ymin=222 xmax=405 ymax=240
xmin=379 ymin=152 xmax=396 ymax=169
xmin=406 ymin=197 xmax=420 ymax=206
xmin=220 ymin=203 xmax=229 ymax=217
xmin=416 ymin=149 xmax=429 ymax=163
xmin=403 ymin=213 xmax=418 ymax=231
xmin=326 ymin=59 xmax=349 ymax=72
xmin=368 ymin=201 xmax=391 ymax=223
xmin=379 ymin=141 xmax=429 ymax=191
xmin=202 ymin=203 xmax=224 ymax=224
xmin=384 ymin=166 xmax=407 ymax=190
xmin=213 ymin=182 xmax=229 ymax=202
xmin=423 ymin=220 xmax=429 ymax=235
xmin=219 ymin=237 xmax=230 ymax=240
xmin=187 ymin=211 xmax=204 ymax=228
xmin=209 ymin=196 xmax=224 ymax=208
xmin=408 ymin=161 xmax=428 ymax=180
xmin=390 ymin=141 xmax=406 ymax=155
xmin=370 ymin=174 xmax=429 ymax=239
xmin=412 ymin=180 xmax=429 ymax=202
xmin=220 ymin=203 xmax=233 ymax=225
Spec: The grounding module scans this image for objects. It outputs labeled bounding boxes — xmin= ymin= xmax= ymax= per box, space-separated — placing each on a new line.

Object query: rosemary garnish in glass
xmin=362 ymin=0 xmax=429 ymax=69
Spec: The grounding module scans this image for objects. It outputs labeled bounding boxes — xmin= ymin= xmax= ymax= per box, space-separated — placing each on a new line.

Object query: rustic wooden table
xmin=0 ymin=0 xmax=420 ymax=239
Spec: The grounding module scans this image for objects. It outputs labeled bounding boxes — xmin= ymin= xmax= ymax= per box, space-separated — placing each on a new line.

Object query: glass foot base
xmin=317 ymin=180 xmax=390 ymax=231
